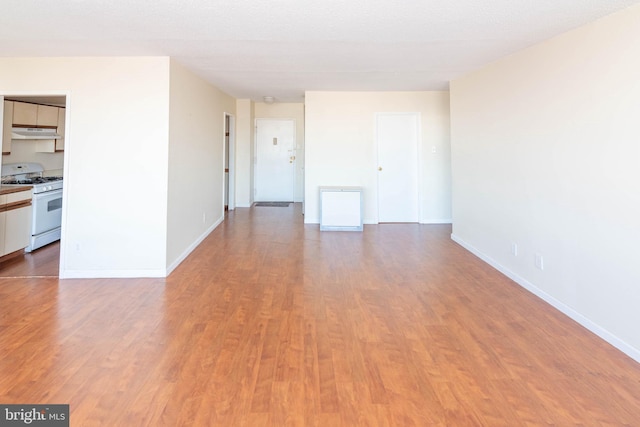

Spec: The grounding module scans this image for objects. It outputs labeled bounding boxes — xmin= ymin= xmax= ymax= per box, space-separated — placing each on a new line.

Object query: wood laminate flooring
xmin=1 ymin=203 xmax=639 ymax=425
xmin=0 ymin=241 xmax=60 ymax=278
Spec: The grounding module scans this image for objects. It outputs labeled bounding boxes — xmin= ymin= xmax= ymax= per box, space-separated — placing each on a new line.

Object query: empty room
xmin=1 ymin=1 xmax=640 ymax=425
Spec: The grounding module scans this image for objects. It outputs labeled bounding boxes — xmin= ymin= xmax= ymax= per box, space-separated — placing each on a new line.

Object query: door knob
xmin=378 ymin=166 xmax=382 ymax=171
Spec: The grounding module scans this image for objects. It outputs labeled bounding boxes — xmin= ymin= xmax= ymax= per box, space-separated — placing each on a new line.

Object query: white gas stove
xmin=2 ymin=162 xmax=63 ymax=252
xmin=2 ymin=163 xmax=63 ymax=193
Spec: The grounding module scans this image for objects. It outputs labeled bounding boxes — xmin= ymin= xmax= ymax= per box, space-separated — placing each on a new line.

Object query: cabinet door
xmin=55 ymin=107 xmax=65 ymax=151
xmin=37 ymin=105 xmax=59 ymax=127
xmin=3 ymin=191 xmax=32 ymax=255
xmin=12 ymin=102 xmax=38 ymax=126
xmin=4 ymin=205 xmax=32 ymax=254
xmin=2 ymin=101 xmax=13 ymax=155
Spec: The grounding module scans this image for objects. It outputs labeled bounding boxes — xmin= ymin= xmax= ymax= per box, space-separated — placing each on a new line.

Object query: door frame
xmin=375 ymin=112 xmax=423 ymax=223
xmin=223 ymin=112 xmax=236 ymax=211
xmin=1 ymin=91 xmax=69 ymax=278
xmin=253 ymin=118 xmax=296 ymax=202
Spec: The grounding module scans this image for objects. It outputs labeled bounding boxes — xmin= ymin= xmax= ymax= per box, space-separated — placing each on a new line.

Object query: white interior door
xmin=376 ymin=113 xmax=420 ymax=222
xmin=255 ymin=119 xmax=295 ymax=202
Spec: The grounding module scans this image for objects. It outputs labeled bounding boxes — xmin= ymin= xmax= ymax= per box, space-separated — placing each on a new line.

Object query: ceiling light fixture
xmin=263 ymin=96 xmax=275 ymax=104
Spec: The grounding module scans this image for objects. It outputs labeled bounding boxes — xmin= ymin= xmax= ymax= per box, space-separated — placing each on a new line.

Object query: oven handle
xmin=32 ymin=188 xmax=63 ymax=200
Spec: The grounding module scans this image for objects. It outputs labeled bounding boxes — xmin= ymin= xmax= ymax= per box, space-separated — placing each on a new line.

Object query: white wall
xmin=450 ymin=4 xmax=640 ymax=360
xmin=254 ymin=102 xmax=305 ymax=202
xmin=0 ymin=57 xmax=171 ymax=277
xmin=304 ymin=91 xmax=451 ymax=224
xmin=166 ymin=60 xmax=236 ymax=273
xmin=235 ymin=99 xmax=255 ymax=207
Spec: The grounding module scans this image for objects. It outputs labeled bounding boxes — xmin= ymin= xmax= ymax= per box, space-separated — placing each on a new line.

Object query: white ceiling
xmin=1 ymin=0 xmax=637 ymax=102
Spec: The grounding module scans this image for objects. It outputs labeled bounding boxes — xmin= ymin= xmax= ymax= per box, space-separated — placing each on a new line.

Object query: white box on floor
xmin=319 ymin=186 xmax=363 ymax=231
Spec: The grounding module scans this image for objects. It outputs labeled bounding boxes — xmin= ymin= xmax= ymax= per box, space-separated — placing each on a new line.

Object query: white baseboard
xmin=451 ymin=233 xmax=640 ymax=364
xmin=421 ymin=218 xmax=452 ymax=224
xmin=165 ymin=215 xmax=224 ymax=276
xmin=305 ymin=218 xmax=452 ymax=226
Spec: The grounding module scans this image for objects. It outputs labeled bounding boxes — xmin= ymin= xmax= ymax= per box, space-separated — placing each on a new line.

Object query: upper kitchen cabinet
xmin=12 ymin=102 xmax=37 ymax=126
xmin=37 ymin=105 xmax=59 ymax=127
xmin=35 ymin=107 xmax=65 ymax=153
xmin=12 ymin=102 xmax=59 ymax=127
xmin=9 ymin=100 xmax=65 ymax=153
xmin=55 ymin=107 xmax=65 ymax=152
xmin=2 ymin=100 xmax=13 ymax=155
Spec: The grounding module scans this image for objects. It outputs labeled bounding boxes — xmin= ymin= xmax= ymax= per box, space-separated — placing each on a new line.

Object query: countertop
xmin=0 ymin=185 xmax=33 ymax=196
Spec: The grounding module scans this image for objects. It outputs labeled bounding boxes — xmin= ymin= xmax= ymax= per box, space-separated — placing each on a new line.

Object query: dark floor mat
xmin=254 ymin=202 xmax=291 ymax=207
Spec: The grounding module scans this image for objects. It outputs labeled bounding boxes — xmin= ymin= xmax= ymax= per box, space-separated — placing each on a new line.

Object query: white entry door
xmin=255 ymin=119 xmax=295 ymax=201
xmin=376 ymin=113 xmax=420 ymax=222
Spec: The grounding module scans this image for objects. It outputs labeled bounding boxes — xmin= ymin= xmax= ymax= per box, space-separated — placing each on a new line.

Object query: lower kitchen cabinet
xmin=4 ymin=206 xmax=32 ymax=255
xmin=0 ymin=189 xmax=32 ymax=257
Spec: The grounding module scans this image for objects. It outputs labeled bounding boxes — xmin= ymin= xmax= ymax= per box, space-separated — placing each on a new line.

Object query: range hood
xmin=12 ymin=127 xmax=62 ymax=140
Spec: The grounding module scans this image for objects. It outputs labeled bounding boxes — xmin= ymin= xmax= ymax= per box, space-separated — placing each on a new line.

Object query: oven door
xmin=32 ymin=189 xmax=63 ymax=235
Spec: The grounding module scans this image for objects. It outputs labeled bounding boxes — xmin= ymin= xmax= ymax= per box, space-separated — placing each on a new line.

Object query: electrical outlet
xmin=535 ymin=253 xmax=544 ymax=270
xmin=511 ymin=242 xmax=518 ymax=256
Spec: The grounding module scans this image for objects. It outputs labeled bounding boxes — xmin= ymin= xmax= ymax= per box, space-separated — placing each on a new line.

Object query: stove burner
xmin=3 ymin=179 xmax=30 ymax=185
xmin=2 ymin=176 xmax=63 ymax=185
